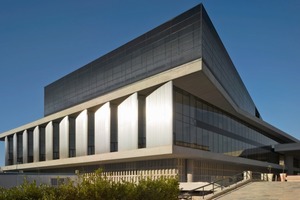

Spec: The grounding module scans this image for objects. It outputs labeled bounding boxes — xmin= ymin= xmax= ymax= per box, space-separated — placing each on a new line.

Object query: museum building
xmin=1 ymin=4 xmax=300 ymax=183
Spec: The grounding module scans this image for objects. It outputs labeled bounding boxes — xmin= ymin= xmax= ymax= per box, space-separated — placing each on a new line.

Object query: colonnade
xmin=5 ymin=82 xmax=173 ymax=166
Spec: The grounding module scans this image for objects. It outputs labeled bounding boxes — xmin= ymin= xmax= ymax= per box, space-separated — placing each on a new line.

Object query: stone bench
xmin=286 ymin=175 xmax=300 ymax=182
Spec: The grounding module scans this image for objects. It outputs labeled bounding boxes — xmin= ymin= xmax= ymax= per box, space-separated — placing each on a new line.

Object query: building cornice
xmin=1 ymin=145 xmax=173 ymax=171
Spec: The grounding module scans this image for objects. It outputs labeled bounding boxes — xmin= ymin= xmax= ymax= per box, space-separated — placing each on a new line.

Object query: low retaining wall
xmin=286 ymin=175 xmax=300 ymax=182
xmin=0 ymin=173 xmax=76 ymax=188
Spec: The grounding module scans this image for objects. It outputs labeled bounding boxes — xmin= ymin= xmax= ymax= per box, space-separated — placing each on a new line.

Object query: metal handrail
xmin=190 ymin=171 xmax=251 ymax=199
xmin=180 ymin=171 xmax=266 ymax=199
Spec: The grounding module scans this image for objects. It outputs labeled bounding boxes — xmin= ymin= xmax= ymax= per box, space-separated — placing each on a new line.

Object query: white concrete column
xmin=45 ymin=121 xmax=53 ymax=161
xmin=60 ymin=116 xmax=69 ymax=159
xmin=33 ymin=126 xmax=40 ymax=162
xmin=146 ymin=81 xmax=173 ymax=147
xmin=76 ymin=110 xmax=88 ymax=156
xmin=13 ymin=133 xmax=17 ymax=165
xmin=187 ymin=160 xmax=194 ymax=182
xmin=118 ymin=93 xmax=138 ymax=151
xmin=5 ymin=136 xmax=9 ymax=166
xmin=243 ymin=171 xmax=252 ymax=180
xmin=95 ymin=102 xmax=111 ymax=154
xmin=23 ymin=130 xmax=28 ymax=163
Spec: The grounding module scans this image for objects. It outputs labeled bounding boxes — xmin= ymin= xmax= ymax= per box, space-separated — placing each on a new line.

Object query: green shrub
xmin=0 ymin=169 xmax=179 ymax=200
xmin=136 ymin=177 xmax=179 ymax=200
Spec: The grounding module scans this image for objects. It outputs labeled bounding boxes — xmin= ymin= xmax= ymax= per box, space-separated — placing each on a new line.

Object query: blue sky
xmin=0 ymin=0 xmax=299 ymax=167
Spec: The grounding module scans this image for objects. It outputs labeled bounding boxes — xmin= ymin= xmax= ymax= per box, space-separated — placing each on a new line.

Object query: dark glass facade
xmin=88 ymin=111 xmax=95 ymax=155
xmin=17 ymin=133 xmax=23 ymax=164
xmin=44 ymin=5 xmax=202 ymax=116
xmin=39 ymin=126 xmax=46 ymax=161
xmin=27 ymin=130 xmax=33 ymax=163
xmin=7 ymin=136 xmax=13 ymax=165
xmin=44 ymin=4 xmax=257 ymax=117
xmin=201 ymin=9 xmax=257 ymax=116
xmin=53 ymin=121 xmax=60 ymax=159
xmin=69 ymin=116 xmax=76 ymax=157
xmin=174 ymin=87 xmax=279 ymax=164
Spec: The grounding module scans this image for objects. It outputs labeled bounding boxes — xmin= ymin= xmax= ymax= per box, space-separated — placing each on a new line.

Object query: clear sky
xmin=0 ymin=0 xmax=299 ymax=167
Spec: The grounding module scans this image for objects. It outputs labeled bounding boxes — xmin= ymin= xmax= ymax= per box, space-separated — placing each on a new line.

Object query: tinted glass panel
xmin=173 ymin=87 xmax=279 ymax=164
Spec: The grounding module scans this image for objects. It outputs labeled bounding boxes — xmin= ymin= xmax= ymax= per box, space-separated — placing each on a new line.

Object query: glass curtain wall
xmin=53 ymin=122 xmax=60 ymax=159
xmin=17 ymin=133 xmax=23 ymax=164
xmin=27 ymin=130 xmax=34 ymax=163
xmin=88 ymin=110 xmax=95 ymax=155
xmin=69 ymin=117 xmax=76 ymax=157
xmin=39 ymin=126 xmax=46 ymax=161
xmin=174 ymin=87 xmax=279 ymax=164
xmin=8 ymin=136 xmax=13 ymax=165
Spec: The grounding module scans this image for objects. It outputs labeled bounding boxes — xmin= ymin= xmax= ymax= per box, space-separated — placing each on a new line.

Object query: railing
xmin=187 ymin=171 xmax=263 ymax=199
xmin=193 ymin=172 xmax=244 ymax=199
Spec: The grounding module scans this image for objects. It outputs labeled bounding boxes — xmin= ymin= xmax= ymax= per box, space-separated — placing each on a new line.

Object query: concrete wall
xmin=94 ymin=102 xmax=111 ymax=154
xmin=118 ymin=93 xmax=138 ymax=151
xmin=76 ymin=110 xmax=88 ymax=157
xmin=146 ymin=82 xmax=173 ymax=148
xmin=0 ymin=173 xmax=77 ymax=189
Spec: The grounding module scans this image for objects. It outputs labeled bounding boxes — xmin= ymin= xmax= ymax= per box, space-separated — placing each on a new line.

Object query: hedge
xmin=0 ymin=169 xmax=179 ymax=200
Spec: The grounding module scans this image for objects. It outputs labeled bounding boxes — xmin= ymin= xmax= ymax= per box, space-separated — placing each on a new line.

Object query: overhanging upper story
xmin=44 ymin=4 xmax=258 ymax=118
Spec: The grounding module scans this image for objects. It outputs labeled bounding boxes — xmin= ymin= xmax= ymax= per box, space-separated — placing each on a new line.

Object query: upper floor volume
xmin=44 ymin=4 xmax=259 ymax=118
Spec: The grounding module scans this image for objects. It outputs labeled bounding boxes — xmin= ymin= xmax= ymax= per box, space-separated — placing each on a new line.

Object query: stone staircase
xmin=215 ymin=182 xmax=300 ymax=200
xmin=178 ymin=172 xmax=300 ymax=200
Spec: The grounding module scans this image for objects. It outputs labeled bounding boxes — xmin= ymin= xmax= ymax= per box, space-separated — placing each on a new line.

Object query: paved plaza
xmin=216 ymin=182 xmax=300 ymax=200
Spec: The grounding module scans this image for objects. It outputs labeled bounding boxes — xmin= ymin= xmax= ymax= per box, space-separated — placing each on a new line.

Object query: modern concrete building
xmin=1 ymin=4 xmax=300 ymax=183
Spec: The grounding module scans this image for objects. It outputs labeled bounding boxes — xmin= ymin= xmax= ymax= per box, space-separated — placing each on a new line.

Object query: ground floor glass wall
xmin=174 ymin=87 xmax=280 ymax=164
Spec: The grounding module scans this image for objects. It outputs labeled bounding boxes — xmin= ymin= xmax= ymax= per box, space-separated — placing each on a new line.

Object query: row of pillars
xmin=5 ymin=82 xmax=173 ymax=166
xmin=5 ymin=105 xmax=110 ymax=166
